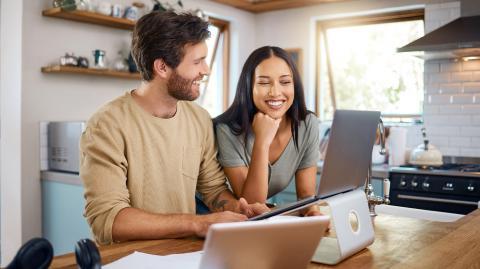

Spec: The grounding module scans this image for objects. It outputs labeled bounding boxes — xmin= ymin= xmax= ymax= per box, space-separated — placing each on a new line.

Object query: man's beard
xmin=166 ymin=70 xmax=201 ymax=101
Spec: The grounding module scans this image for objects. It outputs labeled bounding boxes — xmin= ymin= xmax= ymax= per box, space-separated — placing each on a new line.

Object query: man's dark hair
xmin=131 ymin=11 xmax=210 ymax=81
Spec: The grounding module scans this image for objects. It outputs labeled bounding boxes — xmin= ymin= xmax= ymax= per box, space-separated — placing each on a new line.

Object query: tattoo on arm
xmin=212 ymin=199 xmax=228 ymax=211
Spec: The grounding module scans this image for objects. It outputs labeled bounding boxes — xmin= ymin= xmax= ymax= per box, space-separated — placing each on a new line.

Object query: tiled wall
xmin=422 ymin=2 xmax=480 ymax=157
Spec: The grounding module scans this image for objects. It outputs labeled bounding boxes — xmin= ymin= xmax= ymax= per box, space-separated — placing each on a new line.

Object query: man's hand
xmin=238 ymin=197 xmax=270 ymax=218
xmin=194 ymin=211 xmax=247 ymax=237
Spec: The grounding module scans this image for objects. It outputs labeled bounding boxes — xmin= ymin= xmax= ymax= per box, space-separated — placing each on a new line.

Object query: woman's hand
xmin=252 ymin=112 xmax=281 ymax=146
xmin=237 ymin=197 xmax=270 ymax=218
xmin=302 ymin=205 xmax=323 ymax=217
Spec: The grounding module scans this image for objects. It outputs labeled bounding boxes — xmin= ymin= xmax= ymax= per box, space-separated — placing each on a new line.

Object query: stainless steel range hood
xmin=398 ymin=15 xmax=480 ymax=60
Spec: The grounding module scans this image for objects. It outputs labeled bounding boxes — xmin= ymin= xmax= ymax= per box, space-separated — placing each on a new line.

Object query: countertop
xmin=50 ymin=209 xmax=480 ymax=268
xmin=42 ymin=163 xmax=392 ymax=186
xmin=317 ymin=162 xmax=390 ymax=179
xmin=41 ymin=170 xmax=82 ymax=186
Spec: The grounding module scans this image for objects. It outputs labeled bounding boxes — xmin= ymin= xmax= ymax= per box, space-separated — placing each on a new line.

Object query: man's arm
xmin=209 ymin=189 xmax=270 ymax=218
xmin=111 ymin=207 xmax=247 ymax=241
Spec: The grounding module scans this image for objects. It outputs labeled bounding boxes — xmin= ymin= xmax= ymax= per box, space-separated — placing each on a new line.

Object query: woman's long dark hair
xmin=213 ymin=46 xmax=309 ymax=149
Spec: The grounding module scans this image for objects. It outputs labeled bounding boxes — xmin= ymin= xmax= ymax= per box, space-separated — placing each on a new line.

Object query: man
xmin=80 ymin=11 xmax=267 ymax=245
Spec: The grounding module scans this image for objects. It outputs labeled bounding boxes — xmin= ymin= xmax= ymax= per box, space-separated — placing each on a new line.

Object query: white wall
xmin=1 ymin=0 xmax=255 ymax=265
xmin=423 ymin=2 xmax=480 ymax=157
xmin=1 ymin=0 xmax=23 ymax=265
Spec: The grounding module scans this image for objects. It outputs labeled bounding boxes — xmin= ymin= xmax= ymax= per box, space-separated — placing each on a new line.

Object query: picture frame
xmin=285 ymin=48 xmax=303 ymax=78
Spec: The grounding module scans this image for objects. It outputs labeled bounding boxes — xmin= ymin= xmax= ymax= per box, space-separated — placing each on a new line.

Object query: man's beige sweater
xmin=80 ymin=91 xmax=228 ymax=244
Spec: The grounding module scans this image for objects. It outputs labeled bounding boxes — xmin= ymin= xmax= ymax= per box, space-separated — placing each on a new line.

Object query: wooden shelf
xmin=42 ymin=7 xmax=135 ymax=30
xmin=41 ymin=65 xmax=141 ymax=80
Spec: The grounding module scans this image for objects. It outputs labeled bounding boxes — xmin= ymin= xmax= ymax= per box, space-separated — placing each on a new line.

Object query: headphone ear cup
xmin=84 ymin=239 xmax=101 ymax=269
xmin=75 ymin=238 xmax=101 ymax=269
xmin=6 ymin=238 xmax=53 ymax=269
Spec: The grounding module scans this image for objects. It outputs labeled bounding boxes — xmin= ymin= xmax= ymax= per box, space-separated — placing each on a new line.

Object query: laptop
xmin=249 ymin=109 xmax=380 ymax=221
xmin=199 ymin=215 xmax=330 ymax=269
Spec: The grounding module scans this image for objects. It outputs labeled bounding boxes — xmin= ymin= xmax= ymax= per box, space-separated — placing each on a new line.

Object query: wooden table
xmin=51 ymin=210 xmax=480 ymax=269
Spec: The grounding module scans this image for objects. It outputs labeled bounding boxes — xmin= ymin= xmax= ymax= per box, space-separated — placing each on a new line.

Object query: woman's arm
xmin=224 ymin=138 xmax=270 ymax=203
xmin=295 ymin=166 xmax=322 ymax=216
xmin=223 ymin=113 xmax=280 ymax=203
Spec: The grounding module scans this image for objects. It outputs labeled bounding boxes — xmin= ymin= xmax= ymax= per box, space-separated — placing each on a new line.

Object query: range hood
xmin=398 ymin=15 xmax=480 ymax=60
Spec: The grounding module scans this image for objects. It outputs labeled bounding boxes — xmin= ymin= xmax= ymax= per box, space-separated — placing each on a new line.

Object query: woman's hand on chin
xmin=252 ymin=112 xmax=281 ymax=146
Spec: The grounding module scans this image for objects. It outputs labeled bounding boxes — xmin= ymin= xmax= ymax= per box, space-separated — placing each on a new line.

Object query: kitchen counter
xmin=41 ymin=170 xmax=82 ymax=186
xmin=317 ymin=162 xmax=390 ymax=179
xmin=49 ymin=209 xmax=480 ymax=268
xmin=43 ymin=163 xmax=392 ymax=186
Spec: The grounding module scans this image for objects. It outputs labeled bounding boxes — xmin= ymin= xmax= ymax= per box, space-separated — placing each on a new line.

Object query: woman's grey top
xmin=215 ymin=113 xmax=320 ymax=198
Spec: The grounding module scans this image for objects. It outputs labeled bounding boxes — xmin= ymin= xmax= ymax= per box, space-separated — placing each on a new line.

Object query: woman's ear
xmin=153 ymin=59 xmax=170 ymax=79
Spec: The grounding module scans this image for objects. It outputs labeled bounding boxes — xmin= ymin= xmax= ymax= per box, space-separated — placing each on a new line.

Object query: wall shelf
xmin=42 ymin=7 xmax=135 ymax=30
xmin=41 ymin=65 xmax=141 ymax=80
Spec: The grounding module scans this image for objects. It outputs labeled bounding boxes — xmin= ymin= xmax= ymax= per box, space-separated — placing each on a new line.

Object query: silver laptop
xmin=199 ymin=216 xmax=330 ymax=269
xmin=249 ymin=109 xmax=380 ymax=221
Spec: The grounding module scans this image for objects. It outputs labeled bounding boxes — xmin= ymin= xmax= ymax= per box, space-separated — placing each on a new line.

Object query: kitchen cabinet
xmin=42 ymin=173 xmax=90 ymax=255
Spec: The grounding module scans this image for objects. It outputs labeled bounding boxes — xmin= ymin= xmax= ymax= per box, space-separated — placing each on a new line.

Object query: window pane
xmin=320 ymin=19 xmax=424 ymax=120
xmin=196 ymin=24 xmax=223 ymax=117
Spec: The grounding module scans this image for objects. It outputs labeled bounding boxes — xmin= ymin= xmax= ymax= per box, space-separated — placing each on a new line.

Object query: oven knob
xmin=446 ymin=183 xmax=453 ymax=188
xmin=422 ymin=182 xmax=430 ymax=189
xmin=400 ymin=180 xmax=407 ymax=188
xmin=467 ymin=185 xmax=475 ymax=192
xmin=411 ymin=180 xmax=418 ymax=188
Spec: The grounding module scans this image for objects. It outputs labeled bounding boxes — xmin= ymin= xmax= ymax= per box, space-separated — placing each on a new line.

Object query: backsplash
xmin=423 ymin=2 xmax=480 ymax=157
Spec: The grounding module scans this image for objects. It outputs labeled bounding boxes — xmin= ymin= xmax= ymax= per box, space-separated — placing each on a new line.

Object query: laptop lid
xmin=316 ymin=109 xmax=380 ymax=198
xmin=199 ymin=216 xmax=330 ymax=269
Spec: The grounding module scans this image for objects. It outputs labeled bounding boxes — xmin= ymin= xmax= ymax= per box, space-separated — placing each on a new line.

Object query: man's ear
xmin=153 ymin=59 xmax=170 ymax=79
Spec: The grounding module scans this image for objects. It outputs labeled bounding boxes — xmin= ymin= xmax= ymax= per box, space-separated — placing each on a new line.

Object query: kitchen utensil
xmin=53 ymin=0 xmax=76 ymax=10
xmin=387 ymin=127 xmax=407 ymax=166
xmin=97 ymin=1 xmax=111 ymax=16
xmin=92 ymin=49 xmax=107 ymax=69
xmin=60 ymin=53 xmax=78 ymax=66
xmin=409 ymin=127 xmax=443 ymax=167
xmin=127 ymin=52 xmax=138 ymax=73
xmin=76 ymin=0 xmax=89 ymax=11
xmin=77 ymin=56 xmax=89 ymax=68
xmin=112 ymin=52 xmax=127 ymax=71
xmin=112 ymin=4 xmax=123 ymax=18
xmin=124 ymin=6 xmax=138 ymax=21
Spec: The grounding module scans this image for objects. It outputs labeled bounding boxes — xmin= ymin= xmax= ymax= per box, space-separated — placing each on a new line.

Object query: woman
xmin=214 ymin=46 xmax=320 ymax=216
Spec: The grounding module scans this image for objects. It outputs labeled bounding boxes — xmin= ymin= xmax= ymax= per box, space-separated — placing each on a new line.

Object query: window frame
xmin=315 ymin=9 xmax=425 ymax=121
xmin=207 ymin=17 xmax=231 ymax=111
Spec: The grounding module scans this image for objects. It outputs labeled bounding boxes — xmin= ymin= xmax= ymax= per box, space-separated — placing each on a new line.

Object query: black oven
xmin=389 ymin=164 xmax=480 ymax=215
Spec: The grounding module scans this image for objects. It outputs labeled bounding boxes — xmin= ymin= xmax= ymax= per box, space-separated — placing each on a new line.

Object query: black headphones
xmin=6 ymin=238 xmax=53 ymax=269
xmin=6 ymin=238 xmax=101 ymax=269
xmin=75 ymin=238 xmax=102 ymax=269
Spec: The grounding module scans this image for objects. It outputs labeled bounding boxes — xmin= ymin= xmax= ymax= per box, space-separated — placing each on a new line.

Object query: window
xmin=316 ymin=10 xmax=425 ymax=122
xmin=196 ymin=18 xmax=230 ymax=118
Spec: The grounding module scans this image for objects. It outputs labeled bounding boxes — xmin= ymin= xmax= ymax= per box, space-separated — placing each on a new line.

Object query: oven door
xmin=390 ymin=189 xmax=479 ymax=214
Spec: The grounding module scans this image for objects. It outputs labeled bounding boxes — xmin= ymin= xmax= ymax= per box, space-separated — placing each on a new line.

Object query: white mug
xmin=97 ymin=1 xmax=111 ymax=16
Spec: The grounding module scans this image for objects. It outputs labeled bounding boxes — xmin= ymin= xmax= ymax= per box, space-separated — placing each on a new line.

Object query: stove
xmin=389 ymin=157 xmax=480 ymax=215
